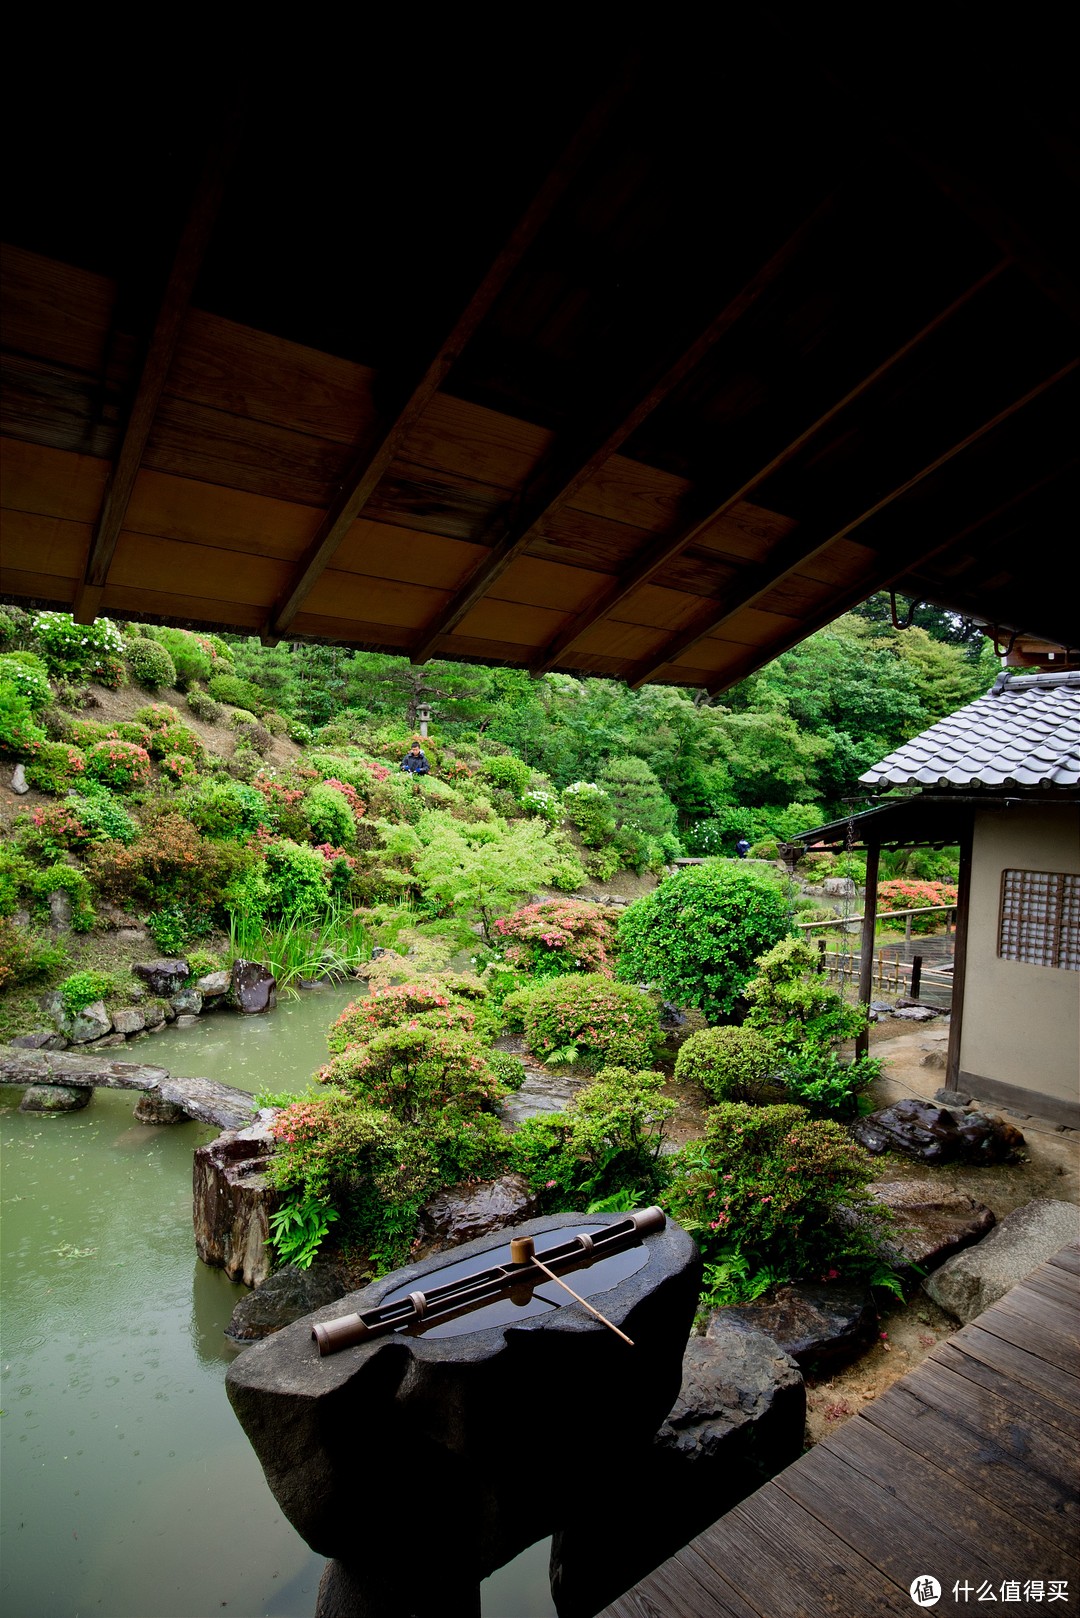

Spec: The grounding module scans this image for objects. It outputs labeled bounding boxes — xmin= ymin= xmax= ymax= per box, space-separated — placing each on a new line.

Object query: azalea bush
xmin=16 ymin=802 xmax=96 ymax=860
xmin=327 ymin=979 xmax=489 ymax=1051
xmin=663 ymin=1102 xmax=876 ymax=1283
xmin=0 ymin=651 xmax=52 ymax=710
xmin=503 ymin=972 xmax=660 ymax=1071
xmin=616 ymin=862 xmax=792 ymax=1021
xmin=877 ymin=878 xmax=958 ymax=935
xmin=318 ymin=1023 xmax=507 ymax=1125
xmin=84 ymin=739 xmax=153 ymax=792
xmin=57 ymin=968 xmax=118 ymax=1017
xmin=512 ymin=1064 xmax=676 ymax=1209
xmin=24 ymin=742 xmax=86 ymax=794
xmin=0 ymin=919 xmax=68 ymax=992
xmin=492 ymin=898 xmax=618 ymax=977
xmin=0 ymin=680 xmax=47 ymax=755
xmin=126 ymin=637 xmax=177 ymax=690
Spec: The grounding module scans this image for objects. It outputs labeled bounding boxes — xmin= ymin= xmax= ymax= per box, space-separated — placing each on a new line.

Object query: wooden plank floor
xmin=604 ymin=1243 xmax=1080 ymax=1618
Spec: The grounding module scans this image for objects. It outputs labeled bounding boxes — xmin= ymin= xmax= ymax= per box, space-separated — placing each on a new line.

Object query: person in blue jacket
xmin=400 ymin=741 xmax=430 ymax=775
xmin=735 ymin=835 xmax=750 ymax=858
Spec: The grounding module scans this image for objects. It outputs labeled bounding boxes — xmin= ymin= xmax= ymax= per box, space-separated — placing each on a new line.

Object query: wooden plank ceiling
xmin=2 ymin=16 xmax=1078 ymax=692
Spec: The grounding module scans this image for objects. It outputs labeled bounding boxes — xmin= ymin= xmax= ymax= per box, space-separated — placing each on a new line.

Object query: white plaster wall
xmin=959 ymin=804 xmax=1080 ymax=1104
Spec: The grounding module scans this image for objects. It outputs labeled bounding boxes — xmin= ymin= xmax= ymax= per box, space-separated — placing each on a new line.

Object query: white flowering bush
xmin=560 ymin=781 xmax=616 ymax=846
xmin=0 ymin=652 xmax=51 ymax=711
xmin=31 ymin=613 xmax=125 ymax=686
xmin=523 ymin=787 xmax=560 ymax=822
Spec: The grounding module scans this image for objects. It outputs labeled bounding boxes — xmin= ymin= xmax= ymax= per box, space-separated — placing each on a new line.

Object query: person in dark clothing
xmin=735 ymin=835 xmax=750 ymax=858
xmin=400 ymin=742 xmax=430 ymax=775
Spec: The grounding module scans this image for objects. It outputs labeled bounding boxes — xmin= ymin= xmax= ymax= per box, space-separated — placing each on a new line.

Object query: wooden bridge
xmin=604 ymin=1244 xmax=1080 ymax=1618
xmin=0 ymin=1044 xmax=259 ymax=1129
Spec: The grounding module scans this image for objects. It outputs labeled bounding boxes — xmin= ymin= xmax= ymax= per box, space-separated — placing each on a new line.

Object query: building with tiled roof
xmin=860 ymin=671 xmax=1080 ymax=792
xmin=787 ymin=670 xmax=1079 ymax=1128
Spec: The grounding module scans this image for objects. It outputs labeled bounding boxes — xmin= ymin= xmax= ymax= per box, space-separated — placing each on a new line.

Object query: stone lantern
xmin=416 ymin=702 xmax=432 ymax=738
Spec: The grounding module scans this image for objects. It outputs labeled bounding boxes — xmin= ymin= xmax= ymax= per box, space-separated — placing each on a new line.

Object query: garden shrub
xmin=263 ymin=839 xmax=333 ymax=918
xmin=599 ymin=756 xmax=678 ymax=838
xmin=0 ymin=604 xmax=34 ymax=650
xmin=493 ymin=898 xmax=617 ymax=977
xmin=0 ymin=680 xmax=48 ymax=755
xmin=583 ymin=844 xmax=623 ymax=883
xmin=186 ymin=687 xmax=223 ymax=724
xmin=126 ymin=637 xmax=177 ymax=690
xmin=502 ymin=973 xmax=660 ymax=1071
xmin=30 ymin=613 xmax=125 ymax=686
xmin=327 ymin=980 xmax=485 ymax=1052
xmin=84 ymin=739 xmax=153 ymax=792
xmin=58 ymin=968 xmax=117 ymax=1017
xmin=130 ymin=706 xmax=201 ymax=760
xmin=69 ymin=718 xmax=111 ymax=749
xmin=877 ymin=878 xmax=958 ymax=935
xmin=560 ymin=781 xmax=617 ymax=846
xmin=0 ymin=847 xmax=36 ymax=914
xmin=478 ymin=754 xmax=532 ymax=798
xmin=616 ymin=861 xmax=791 ymax=1021
xmin=29 ymin=864 xmax=96 ymax=931
xmin=182 ymin=777 xmax=267 ymax=839
xmin=488 ymin=1049 xmax=526 ymax=1092
xmin=184 ymin=946 xmax=223 ymax=979
xmin=410 ymin=815 xmax=568 ymax=942
xmin=69 ymin=784 xmax=138 ymax=846
xmin=0 ymin=651 xmax=52 ymax=710
xmin=0 ymin=919 xmax=68 ymax=991
xmin=15 ymin=801 xmax=97 ymax=860
xmin=304 ymin=781 xmax=358 ymax=848
xmin=161 ymin=752 xmax=197 ymax=784
xmin=262 ymin=710 xmax=289 ymax=736
xmin=208 ymin=672 xmax=267 ymax=714
xmin=743 ymin=936 xmax=865 ymax=1053
xmin=146 ymin=901 xmax=213 ymax=954
xmin=780 ymin=1052 xmax=881 ymax=1118
xmin=511 ymin=1065 xmax=675 ymax=1208
xmin=318 ymin=1023 xmax=510 ymax=1128
xmin=89 ymin=812 xmax=251 ymax=911
xmin=24 ymin=742 xmax=86 ymax=794
xmin=148 ymin=626 xmax=212 ymax=688
xmin=663 ymin=1102 xmax=876 ymax=1284
xmin=674 ymin=1026 xmax=779 ymax=1104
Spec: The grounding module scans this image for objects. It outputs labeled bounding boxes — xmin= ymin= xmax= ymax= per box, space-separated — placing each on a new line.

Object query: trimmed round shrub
xmin=674 ymin=1026 xmax=778 ymax=1103
xmin=186 ymin=687 xmax=223 ymax=723
xmin=208 ymin=672 xmax=267 ymax=714
xmin=126 ymin=637 xmax=177 ymax=690
xmin=616 ymin=861 xmax=792 ymax=1021
xmin=478 ymin=754 xmax=532 ymax=797
xmin=503 ymin=973 xmax=660 ymax=1072
xmin=149 ymin=626 xmax=212 ymax=688
xmin=161 ymin=751 xmax=197 ymax=784
xmin=58 ymin=968 xmax=117 ymax=1018
xmin=181 ymin=777 xmax=266 ymax=839
xmin=84 ymin=739 xmax=153 ymax=791
xmin=24 ymin=741 xmax=86 ymax=794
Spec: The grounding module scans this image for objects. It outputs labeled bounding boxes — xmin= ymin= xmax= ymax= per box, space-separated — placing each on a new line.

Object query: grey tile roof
xmin=860 ymin=671 xmax=1080 ymax=790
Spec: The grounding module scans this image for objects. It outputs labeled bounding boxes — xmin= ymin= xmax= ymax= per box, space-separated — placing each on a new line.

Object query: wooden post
xmin=910 ymin=954 xmax=923 ymax=1000
xmin=946 ymin=821 xmax=974 ymax=1090
xmin=857 ymin=838 xmax=880 ymax=1059
xmin=905 ymin=911 xmax=913 ymax=944
xmin=817 ymin=938 xmax=826 ymax=973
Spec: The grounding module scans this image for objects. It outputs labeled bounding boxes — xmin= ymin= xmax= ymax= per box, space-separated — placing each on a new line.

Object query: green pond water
xmin=1 ymin=987 xmax=556 ymax=1618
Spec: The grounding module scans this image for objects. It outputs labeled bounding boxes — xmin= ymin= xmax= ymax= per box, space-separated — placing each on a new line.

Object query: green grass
xmin=227 ymin=906 xmax=370 ymax=993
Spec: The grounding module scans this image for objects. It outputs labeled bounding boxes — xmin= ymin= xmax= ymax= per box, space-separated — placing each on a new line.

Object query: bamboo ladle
xmin=509 ymin=1234 xmax=634 ymax=1346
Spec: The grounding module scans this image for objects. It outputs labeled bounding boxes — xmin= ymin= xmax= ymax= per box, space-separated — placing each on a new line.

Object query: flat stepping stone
xmin=924 ymin=1199 xmax=1080 ymax=1322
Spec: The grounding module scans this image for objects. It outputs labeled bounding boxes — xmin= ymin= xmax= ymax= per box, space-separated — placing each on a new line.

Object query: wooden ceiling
xmin=2 ymin=16 xmax=1077 ymax=692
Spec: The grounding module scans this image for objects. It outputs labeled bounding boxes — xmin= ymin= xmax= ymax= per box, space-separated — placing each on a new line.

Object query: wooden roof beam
xmin=265 ymin=63 xmax=639 ymax=644
xmin=529 ymin=262 xmax=1009 ymax=675
xmin=701 ymin=458 xmax=1079 ymax=695
xmin=72 ymin=109 xmax=242 ymax=625
xmin=628 ymin=356 xmax=1080 ymax=689
xmin=409 ymin=197 xmax=840 ymax=666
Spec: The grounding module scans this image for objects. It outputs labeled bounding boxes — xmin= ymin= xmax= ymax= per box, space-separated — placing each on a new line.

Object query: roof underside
xmin=2 ymin=16 xmax=1078 ymax=691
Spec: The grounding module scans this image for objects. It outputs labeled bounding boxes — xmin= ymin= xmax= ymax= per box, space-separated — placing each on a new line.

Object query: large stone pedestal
xmin=226 ymin=1211 xmax=700 ymax=1613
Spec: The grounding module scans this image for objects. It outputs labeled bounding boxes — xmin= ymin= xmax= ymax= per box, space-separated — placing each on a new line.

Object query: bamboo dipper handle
xmin=509 ymin=1235 xmax=634 ymax=1346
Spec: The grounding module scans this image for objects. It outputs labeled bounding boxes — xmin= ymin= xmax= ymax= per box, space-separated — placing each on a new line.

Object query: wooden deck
xmin=604 ymin=1244 xmax=1080 ymax=1618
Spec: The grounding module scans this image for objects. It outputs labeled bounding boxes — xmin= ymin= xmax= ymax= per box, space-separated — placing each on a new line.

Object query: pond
xmin=1 ymin=986 xmax=557 ymax=1618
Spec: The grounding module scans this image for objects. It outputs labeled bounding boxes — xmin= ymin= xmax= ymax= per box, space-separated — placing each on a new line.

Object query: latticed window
xmin=998 ymin=870 xmax=1080 ymax=970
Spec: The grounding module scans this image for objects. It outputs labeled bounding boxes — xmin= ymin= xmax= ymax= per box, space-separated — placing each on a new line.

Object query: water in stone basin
xmin=0 ymin=985 xmax=557 ymax=1617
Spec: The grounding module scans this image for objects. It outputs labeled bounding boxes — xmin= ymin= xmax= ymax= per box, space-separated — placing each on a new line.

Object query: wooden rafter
xmin=700 ymin=456 xmax=1080 ymax=696
xmin=528 ymin=262 xmax=1010 ymax=675
xmin=72 ymin=107 xmax=243 ymax=625
xmin=628 ymin=356 xmax=1080 ymax=689
xmin=408 ymin=196 xmax=840 ymax=666
xmin=265 ymin=62 xmax=639 ymax=643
